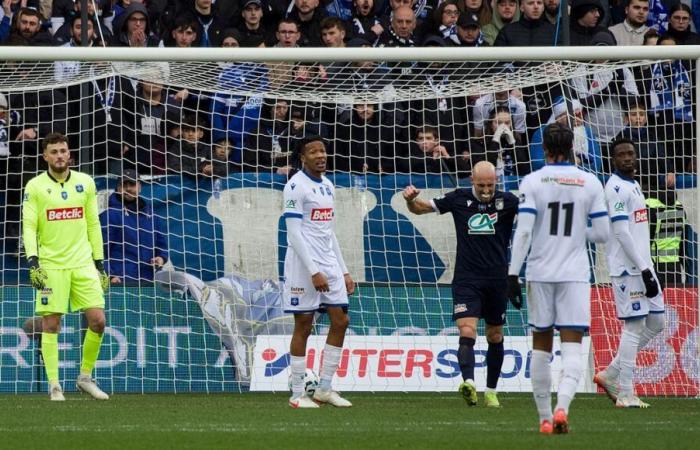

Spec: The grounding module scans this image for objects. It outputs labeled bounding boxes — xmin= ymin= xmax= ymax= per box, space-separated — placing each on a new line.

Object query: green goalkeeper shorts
xmin=35 ymin=264 xmax=105 ymax=315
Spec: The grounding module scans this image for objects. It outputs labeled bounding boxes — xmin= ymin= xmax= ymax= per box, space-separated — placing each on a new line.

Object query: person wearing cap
xmin=608 ymin=0 xmax=649 ymax=46
xmin=239 ymin=0 xmax=275 ymax=47
xmin=481 ymin=0 xmax=519 ymax=45
xmin=100 ymin=169 xmax=169 ymax=285
xmin=494 ymin=0 xmax=559 ymax=47
xmin=569 ymin=0 xmax=608 ymax=46
xmin=453 ymin=11 xmax=487 ymax=46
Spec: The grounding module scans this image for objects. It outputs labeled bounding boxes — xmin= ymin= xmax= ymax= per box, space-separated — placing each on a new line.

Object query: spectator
xmin=219 ymin=27 xmax=242 ymax=47
xmin=426 ymin=0 xmax=460 ymax=45
xmin=400 ymin=125 xmax=470 ymax=175
xmin=377 ymin=5 xmax=418 ymax=46
xmin=494 ymin=0 xmax=559 ymax=46
xmin=286 ymin=0 xmax=327 ymax=46
xmin=100 ymin=169 xmax=169 ymax=285
xmin=201 ymin=138 xmax=236 ymax=177
xmin=347 ymin=0 xmax=383 ymax=45
xmin=8 ymin=7 xmax=53 ymax=45
xmin=161 ymin=13 xmax=200 ymax=47
xmin=665 ymin=2 xmax=700 ymax=45
xmin=472 ymin=89 xmax=526 ymax=139
xmin=239 ymin=0 xmax=273 ymax=47
xmin=110 ymin=2 xmax=159 ymax=47
xmin=481 ymin=0 xmax=519 ymax=45
xmin=52 ymin=0 xmax=112 ymax=45
xmin=543 ymin=0 xmax=559 ymax=24
xmin=642 ymin=27 xmax=658 ymax=45
xmin=469 ymin=106 xmax=530 ymax=178
xmin=320 ymin=16 xmax=347 ymax=46
xmin=569 ymin=0 xmax=609 ymax=46
xmin=458 ymin=0 xmax=492 ymax=27
xmin=530 ymin=98 xmax=602 ymax=173
xmin=244 ymin=98 xmax=295 ymax=174
xmin=452 ymin=10 xmax=487 ymax=46
xmin=167 ymin=113 xmax=207 ymax=177
xmin=334 ymin=103 xmax=404 ymax=173
xmin=608 ymin=0 xmax=649 ymax=46
xmin=177 ymin=0 xmax=229 ymax=47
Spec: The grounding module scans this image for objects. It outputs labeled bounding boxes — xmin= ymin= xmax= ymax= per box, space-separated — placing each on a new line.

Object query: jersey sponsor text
xmin=47 ymin=207 xmax=84 ymax=221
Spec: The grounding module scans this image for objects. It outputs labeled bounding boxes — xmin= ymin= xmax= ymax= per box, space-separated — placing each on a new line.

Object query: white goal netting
xmin=0 ymin=50 xmax=697 ymax=396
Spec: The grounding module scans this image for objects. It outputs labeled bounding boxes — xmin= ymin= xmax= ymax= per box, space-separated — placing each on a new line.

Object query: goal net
xmin=0 ymin=47 xmax=697 ymax=396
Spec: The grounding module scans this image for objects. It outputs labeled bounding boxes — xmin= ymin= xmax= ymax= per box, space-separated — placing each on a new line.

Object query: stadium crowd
xmin=0 ymin=0 xmax=696 ymax=256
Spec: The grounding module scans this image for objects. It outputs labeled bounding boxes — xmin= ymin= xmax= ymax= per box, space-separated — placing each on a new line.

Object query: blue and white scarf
xmin=647 ymin=0 xmax=669 ymax=34
xmin=650 ymin=60 xmax=692 ymax=122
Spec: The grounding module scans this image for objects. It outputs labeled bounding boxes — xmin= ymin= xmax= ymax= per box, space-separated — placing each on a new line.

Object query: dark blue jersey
xmin=433 ymin=189 xmax=518 ymax=282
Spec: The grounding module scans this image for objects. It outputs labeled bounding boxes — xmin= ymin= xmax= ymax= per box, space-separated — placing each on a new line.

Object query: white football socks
xmin=556 ymin=342 xmax=582 ymax=414
xmin=319 ymin=343 xmax=343 ymax=391
xmin=605 ymin=312 xmax=665 ymax=380
xmin=290 ymin=355 xmax=306 ymax=399
xmin=617 ymin=319 xmax=645 ymax=397
xmin=531 ymin=350 xmax=553 ymax=421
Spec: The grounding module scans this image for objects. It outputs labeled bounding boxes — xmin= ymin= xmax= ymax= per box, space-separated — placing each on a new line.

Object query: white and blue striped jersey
xmin=518 ymin=163 xmax=607 ymax=282
xmin=605 ymin=172 xmax=651 ymax=276
xmin=282 ymin=170 xmax=339 ymax=268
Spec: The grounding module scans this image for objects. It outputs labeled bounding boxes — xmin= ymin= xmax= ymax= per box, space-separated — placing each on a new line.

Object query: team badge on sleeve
xmin=76 ymin=184 xmax=84 ymax=193
xmin=23 ymin=193 xmax=29 ymax=202
xmin=518 ymin=193 xmax=526 ymax=204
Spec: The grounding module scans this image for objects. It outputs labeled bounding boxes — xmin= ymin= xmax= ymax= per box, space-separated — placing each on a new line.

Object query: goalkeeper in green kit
xmin=22 ymin=133 xmax=110 ymax=401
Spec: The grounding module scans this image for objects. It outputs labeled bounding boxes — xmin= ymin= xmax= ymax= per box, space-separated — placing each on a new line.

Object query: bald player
xmin=403 ymin=161 xmax=520 ymax=407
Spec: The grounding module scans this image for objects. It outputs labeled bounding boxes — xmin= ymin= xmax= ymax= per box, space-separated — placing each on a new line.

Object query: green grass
xmin=0 ymin=393 xmax=697 ymax=449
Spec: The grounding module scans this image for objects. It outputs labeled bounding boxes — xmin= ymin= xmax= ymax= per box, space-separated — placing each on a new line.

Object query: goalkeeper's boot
xmin=49 ymin=381 xmax=65 ymax=402
xmin=289 ymin=395 xmax=320 ymax=409
xmin=552 ymin=408 xmax=569 ymax=434
xmin=313 ymin=389 xmax=352 ymax=407
xmin=616 ymin=395 xmax=650 ymax=409
xmin=459 ymin=380 xmax=478 ymax=406
xmin=484 ymin=390 xmax=501 ymax=408
xmin=539 ymin=419 xmax=553 ymax=435
xmin=593 ymin=371 xmax=620 ymax=404
xmin=76 ymin=374 xmax=109 ymax=400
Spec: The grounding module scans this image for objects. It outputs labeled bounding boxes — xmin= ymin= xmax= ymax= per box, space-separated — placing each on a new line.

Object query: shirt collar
xmin=623 ymin=20 xmax=648 ymax=34
xmin=46 ymin=170 xmax=71 ymax=184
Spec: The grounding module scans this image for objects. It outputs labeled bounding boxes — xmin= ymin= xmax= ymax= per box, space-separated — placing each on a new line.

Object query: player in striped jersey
xmin=507 ymin=123 xmax=609 ymax=434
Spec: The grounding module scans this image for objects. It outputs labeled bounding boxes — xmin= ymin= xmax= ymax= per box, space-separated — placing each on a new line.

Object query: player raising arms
xmin=22 ymin=133 xmax=110 ymax=401
xmin=282 ymin=136 xmax=355 ymax=409
xmin=507 ymin=123 xmax=609 ymax=434
xmin=403 ymin=161 xmax=519 ymax=408
xmin=594 ymin=138 xmax=664 ymax=408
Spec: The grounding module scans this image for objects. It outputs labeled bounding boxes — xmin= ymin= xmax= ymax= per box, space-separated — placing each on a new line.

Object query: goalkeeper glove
xmin=641 ymin=269 xmax=659 ymax=298
xmin=95 ymin=260 xmax=109 ymax=293
xmin=28 ymin=256 xmax=48 ymax=291
xmin=506 ymin=275 xmax=523 ymax=310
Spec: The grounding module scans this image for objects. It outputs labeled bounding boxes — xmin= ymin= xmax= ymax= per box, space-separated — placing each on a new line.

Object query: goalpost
xmin=0 ymin=46 xmax=697 ymax=396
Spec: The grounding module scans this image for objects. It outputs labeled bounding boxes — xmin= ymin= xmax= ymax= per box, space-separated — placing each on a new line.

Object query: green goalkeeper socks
xmin=80 ymin=329 xmax=104 ymax=376
xmin=41 ymin=332 xmax=59 ymax=383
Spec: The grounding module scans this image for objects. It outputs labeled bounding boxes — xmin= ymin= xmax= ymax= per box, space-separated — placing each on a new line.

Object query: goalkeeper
xmin=22 ymin=133 xmax=110 ymax=401
xmin=403 ymin=161 xmax=519 ymax=407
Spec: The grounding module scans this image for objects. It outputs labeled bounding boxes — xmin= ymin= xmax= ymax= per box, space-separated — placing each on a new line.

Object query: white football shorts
xmin=283 ymin=257 xmax=348 ymax=314
xmin=527 ymin=281 xmax=591 ymax=331
xmin=611 ymin=271 xmax=665 ymax=320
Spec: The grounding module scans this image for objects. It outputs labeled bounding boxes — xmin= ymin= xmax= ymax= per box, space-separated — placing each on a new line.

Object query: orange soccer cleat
xmin=539 ymin=420 xmax=553 ymax=434
xmin=553 ymin=408 xmax=569 ymax=434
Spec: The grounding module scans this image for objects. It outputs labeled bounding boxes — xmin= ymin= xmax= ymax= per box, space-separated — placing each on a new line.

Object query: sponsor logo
xmin=630 ymin=290 xmax=645 ymax=299
xmin=290 ymin=287 xmax=305 ymax=295
xmin=41 ymin=287 xmax=52 ymax=295
xmin=614 ymin=185 xmax=620 ymax=193
xmin=614 ymin=201 xmax=625 ymax=212
xmin=46 ymin=207 xmax=84 ymax=221
xmin=311 ymin=208 xmax=333 ymax=221
xmin=468 ymin=212 xmax=498 ymax=234
xmin=634 ymin=209 xmax=648 ymax=223
xmin=542 ymin=176 xmax=585 ymax=186
xmin=518 ymin=193 xmax=526 ymax=204
xmin=285 ymin=199 xmax=296 ymax=209
xmin=620 ymin=284 xmax=626 ymax=292
xmin=76 ymin=184 xmax=84 ymax=193
xmin=454 ymin=303 xmax=468 ymax=314
xmin=466 ymin=200 xmax=473 ymax=207
xmin=290 ymin=183 xmax=296 ymax=191
xmin=291 ymin=297 xmax=299 ymax=306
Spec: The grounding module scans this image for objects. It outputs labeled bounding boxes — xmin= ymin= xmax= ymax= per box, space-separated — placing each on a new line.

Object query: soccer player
xmin=594 ymin=138 xmax=664 ymax=408
xmin=403 ymin=160 xmax=519 ymax=407
xmin=507 ymin=123 xmax=609 ymax=434
xmin=282 ymin=136 xmax=355 ymax=409
xmin=22 ymin=133 xmax=110 ymax=401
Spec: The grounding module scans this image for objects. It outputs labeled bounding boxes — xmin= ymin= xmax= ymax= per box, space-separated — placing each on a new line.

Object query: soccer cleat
xmin=49 ymin=382 xmax=65 ymax=401
xmin=553 ymin=408 xmax=569 ymax=434
xmin=289 ymin=395 xmax=320 ymax=409
xmin=594 ymin=371 xmax=620 ymax=404
xmin=484 ymin=390 xmax=501 ymax=408
xmin=459 ymin=380 xmax=478 ymax=406
xmin=616 ymin=395 xmax=650 ymax=408
xmin=539 ymin=420 xmax=553 ymax=434
xmin=313 ymin=389 xmax=352 ymax=407
xmin=76 ymin=374 xmax=109 ymax=400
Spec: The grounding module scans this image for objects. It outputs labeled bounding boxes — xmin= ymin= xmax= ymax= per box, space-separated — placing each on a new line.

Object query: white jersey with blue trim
xmin=282 ymin=170 xmax=338 ymax=268
xmin=518 ymin=163 xmax=607 ymax=282
xmin=605 ymin=172 xmax=651 ymax=276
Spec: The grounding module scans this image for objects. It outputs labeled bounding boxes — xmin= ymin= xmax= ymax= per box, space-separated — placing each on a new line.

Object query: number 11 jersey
xmin=517 ymin=163 xmax=607 ymax=283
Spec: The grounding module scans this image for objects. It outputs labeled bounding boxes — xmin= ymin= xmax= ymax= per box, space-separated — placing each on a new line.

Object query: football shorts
xmin=527 ymin=281 xmax=591 ymax=331
xmin=451 ymin=279 xmax=507 ymax=325
xmin=611 ymin=272 xmax=665 ymax=320
xmin=283 ymin=258 xmax=348 ymax=314
xmin=35 ymin=264 xmax=105 ymax=315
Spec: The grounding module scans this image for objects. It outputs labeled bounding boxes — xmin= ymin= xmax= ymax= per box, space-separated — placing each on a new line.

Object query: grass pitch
xmin=0 ymin=393 xmax=697 ymax=450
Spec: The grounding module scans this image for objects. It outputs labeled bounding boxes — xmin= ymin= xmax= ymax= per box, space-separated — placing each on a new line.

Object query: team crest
xmin=495 ymin=198 xmax=504 ymax=211
xmin=291 ymin=297 xmax=299 ymax=306
xmin=61 ymin=191 xmax=68 ymax=200
xmin=76 ymin=184 xmax=84 ymax=193
xmin=41 ymin=297 xmax=48 ymax=305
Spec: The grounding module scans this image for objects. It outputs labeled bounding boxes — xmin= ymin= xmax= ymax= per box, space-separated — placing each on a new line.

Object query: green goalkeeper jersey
xmin=22 ymin=170 xmax=104 ymax=269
